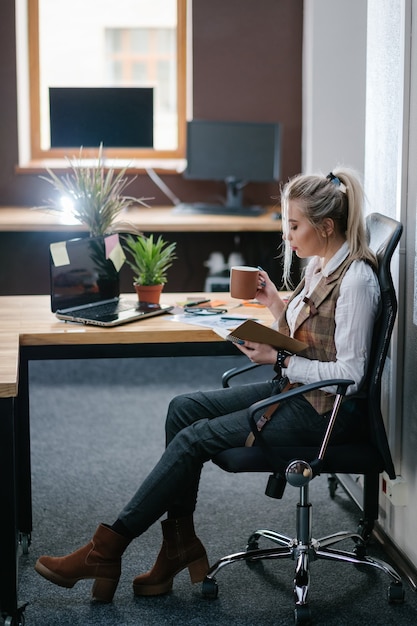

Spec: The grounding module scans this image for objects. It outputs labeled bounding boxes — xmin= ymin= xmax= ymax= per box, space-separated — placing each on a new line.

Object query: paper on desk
xmin=169 ymin=312 xmax=240 ymax=331
xmin=169 ymin=312 xmax=264 ymax=340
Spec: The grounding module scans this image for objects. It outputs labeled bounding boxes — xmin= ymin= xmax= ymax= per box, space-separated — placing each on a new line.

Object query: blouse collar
xmin=320 ymin=241 xmax=349 ymax=277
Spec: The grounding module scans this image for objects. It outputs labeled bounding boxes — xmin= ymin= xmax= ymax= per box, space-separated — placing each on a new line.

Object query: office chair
xmin=203 ymin=213 xmax=404 ymax=624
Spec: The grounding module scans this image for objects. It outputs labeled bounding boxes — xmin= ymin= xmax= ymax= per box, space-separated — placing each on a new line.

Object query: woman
xmin=35 ymin=168 xmax=380 ymax=603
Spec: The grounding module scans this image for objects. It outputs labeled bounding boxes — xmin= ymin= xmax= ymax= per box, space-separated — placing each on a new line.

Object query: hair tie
xmin=326 ymin=172 xmax=347 ymax=194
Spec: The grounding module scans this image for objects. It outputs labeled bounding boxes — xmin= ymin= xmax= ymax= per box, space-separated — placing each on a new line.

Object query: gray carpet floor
xmin=15 ymin=356 xmax=417 ymax=625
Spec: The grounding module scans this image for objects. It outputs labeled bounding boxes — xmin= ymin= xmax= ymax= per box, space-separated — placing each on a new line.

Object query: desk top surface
xmin=0 ymin=206 xmax=282 ymax=233
xmin=0 ymin=293 xmax=275 ymax=397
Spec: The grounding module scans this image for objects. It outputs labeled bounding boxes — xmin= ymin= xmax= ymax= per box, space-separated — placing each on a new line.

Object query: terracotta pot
xmin=134 ymin=283 xmax=164 ymax=304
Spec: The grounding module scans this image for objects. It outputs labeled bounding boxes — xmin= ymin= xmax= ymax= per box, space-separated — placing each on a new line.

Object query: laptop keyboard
xmin=75 ymin=300 xmax=137 ymax=320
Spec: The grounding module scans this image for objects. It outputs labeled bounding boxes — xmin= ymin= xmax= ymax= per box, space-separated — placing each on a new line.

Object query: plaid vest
xmin=278 ymin=257 xmax=352 ymax=414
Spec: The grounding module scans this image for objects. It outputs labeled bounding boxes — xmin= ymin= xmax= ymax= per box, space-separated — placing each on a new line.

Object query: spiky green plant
xmin=124 ymin=234 xmax=177 ymax=285
xmin=35 ymin=145 xmax=146 ymax=237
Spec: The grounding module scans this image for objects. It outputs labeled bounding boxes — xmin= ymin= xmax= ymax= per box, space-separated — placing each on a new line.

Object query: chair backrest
xmin=363 ymin=212 xmax=403 ymax=478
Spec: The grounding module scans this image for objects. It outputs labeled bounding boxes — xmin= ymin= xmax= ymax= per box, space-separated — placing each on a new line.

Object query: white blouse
xmin=284 ymin=242 xmax=381 ymax=395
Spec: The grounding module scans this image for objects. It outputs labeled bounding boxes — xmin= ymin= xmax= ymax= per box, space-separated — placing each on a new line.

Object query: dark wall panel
xmin=192 ymin=0 xmax=303 ymax=182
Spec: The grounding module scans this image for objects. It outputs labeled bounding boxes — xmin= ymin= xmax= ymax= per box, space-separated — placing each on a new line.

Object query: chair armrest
xmin=247 ymin=379 xmax=354 ymax=422
xmin=247 ymin=378 xmax=354 ymax=476
xmin=222 ymin=362 xmax=263 ymax=388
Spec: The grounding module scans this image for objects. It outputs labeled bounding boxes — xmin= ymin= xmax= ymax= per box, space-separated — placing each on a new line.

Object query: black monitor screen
xmin=184 ymin=120 xmax=280 ymax=183
xmin=49 ymin=87 xmax=154 ymax=148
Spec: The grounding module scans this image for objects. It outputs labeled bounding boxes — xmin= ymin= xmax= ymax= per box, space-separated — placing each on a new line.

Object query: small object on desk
xmin=183 ymin=298 xmax=211 ymax=307
xmin=220 ymin=314 xmax=257 ymax=321
xmin=184 ymin=307 xmax=228 ymax=315
xmin=241 ymin=300 xmax=266 ymax=308
xmin=209 ymin=299 xmax=227 ymax=307
xmin=171 ymin=298 xmax=227 ymax=315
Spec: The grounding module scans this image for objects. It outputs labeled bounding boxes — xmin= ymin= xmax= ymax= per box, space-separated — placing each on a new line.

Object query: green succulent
xmin=124 ymin=234 xmax=177 ymax=286
xmin=35 ymin=144 xmax=146 ymax=237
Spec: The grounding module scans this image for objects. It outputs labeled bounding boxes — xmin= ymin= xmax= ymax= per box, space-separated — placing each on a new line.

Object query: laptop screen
xmin=50 ymin=236 xmax=120 ymax=312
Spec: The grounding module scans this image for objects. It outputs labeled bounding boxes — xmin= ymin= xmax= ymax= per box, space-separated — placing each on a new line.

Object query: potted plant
xmin=123 ymin=233 xmax=177 ymax=303
xmin=35 ymin=144 xmax=147 ymax=237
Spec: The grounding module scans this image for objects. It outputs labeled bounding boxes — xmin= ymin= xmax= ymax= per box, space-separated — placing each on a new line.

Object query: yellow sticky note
xmin=50 ymin=241 xmax=70 ymax=267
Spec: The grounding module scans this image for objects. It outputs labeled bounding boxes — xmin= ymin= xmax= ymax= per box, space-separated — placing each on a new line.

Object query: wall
xmin=303 ymin=0 xmax=367 ymax=174
xmin=192 ymin=0 xmax=302 ymax=181
xmin=0 ymin=0 xmax=303 ymax=207
xmin=304 ymin=0 xmax=417 ymax=575
xmin=364 ymin=0 xmax=417 ymax=569
xmin=401 ymin=0 xmax=417 ymax=569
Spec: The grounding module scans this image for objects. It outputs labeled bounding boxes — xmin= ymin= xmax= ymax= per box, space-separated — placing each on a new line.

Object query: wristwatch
xmin=274 ymin=349 xmax=292 ymax=374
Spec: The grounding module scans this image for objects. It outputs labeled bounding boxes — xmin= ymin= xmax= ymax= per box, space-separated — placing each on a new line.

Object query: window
xmin=27 ymin=0 xmax=186 ymax=162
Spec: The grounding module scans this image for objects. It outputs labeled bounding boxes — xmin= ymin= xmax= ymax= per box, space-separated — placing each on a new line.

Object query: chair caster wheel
xmin=246 ymin=540 xmax=259 ymax=551
xmin=19 ymin=532 xmax=31 ymax=555
xmin=357 ymin=519 xmax=373 ymax=542
xmin=294 ymin=603 xmax=312 ymax=625
xmin=353 ymin=542 xmax=367 ymax=559
xmin=3 ymin=603 xmax=28 ymax=625
xmin=202 ymin=577 xmax=218 ymax=599
xmin=4 ymin=617 xmax=25 ymax=626
xmin=388 ymin=582 xmax=405 ymax=604
xmin=328 ymin=475 xmax=338 ymax=499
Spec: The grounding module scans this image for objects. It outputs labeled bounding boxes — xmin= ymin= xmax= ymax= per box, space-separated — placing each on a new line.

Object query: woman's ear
xmin=321 ymin=218 xmax=335 ymax=237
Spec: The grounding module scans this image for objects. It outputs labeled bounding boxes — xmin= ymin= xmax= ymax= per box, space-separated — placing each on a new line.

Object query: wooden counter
xmin=0 ymin=205 xmax=282 ymax=233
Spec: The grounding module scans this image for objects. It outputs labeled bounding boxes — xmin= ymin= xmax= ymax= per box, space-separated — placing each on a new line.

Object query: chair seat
xmin=213 ymin=442 xmax=385 ymax=475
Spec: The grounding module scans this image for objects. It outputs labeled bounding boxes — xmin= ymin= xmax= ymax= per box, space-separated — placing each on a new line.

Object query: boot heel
xmin=187 ymin=554 xmax=210 ymax=584
xmin=91 ymin=577 xmax=119 ymax=603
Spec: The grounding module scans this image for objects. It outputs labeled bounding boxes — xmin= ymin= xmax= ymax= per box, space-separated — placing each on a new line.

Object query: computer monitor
xmin=177 ymin=119 xmax=280 ymax=216
xmin=49 ymin=87 xmax=154 ymax=148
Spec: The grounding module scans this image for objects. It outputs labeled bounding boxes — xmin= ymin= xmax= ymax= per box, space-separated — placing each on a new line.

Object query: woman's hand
xmin=255 ymin=268 xmax=286 ymax=319
xmin=234 ymin=340 xmax=277 ymax=365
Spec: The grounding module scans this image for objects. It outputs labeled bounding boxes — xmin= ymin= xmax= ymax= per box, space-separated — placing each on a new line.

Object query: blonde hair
xmin=280 ymin=167 xmax=376 ymax=286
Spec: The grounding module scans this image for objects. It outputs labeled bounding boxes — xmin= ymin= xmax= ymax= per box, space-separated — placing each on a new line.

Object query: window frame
xmin=27 ymin=0 xmax=187 ymax=163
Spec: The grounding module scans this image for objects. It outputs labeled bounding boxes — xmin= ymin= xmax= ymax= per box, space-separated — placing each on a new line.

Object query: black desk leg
xmin=0 ymin=396 xmax=21 ymax=623
xmin=15 ymin=355 xmax=32 ymax=547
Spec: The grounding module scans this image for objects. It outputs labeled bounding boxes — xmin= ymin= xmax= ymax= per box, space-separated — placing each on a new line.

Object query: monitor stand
xmin=172 ymin=176 xmax=266 ymax=217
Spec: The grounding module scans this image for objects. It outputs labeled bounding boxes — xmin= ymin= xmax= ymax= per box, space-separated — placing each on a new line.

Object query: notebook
xmin=226 ymin=319 xmax=308 ymax=353
xmin=49 ymin=235 xmax=173 ymax=327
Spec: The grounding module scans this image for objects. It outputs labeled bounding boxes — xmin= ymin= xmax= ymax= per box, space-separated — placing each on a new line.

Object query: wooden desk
xmin=0 ymin=293 xmax=272 ymax=623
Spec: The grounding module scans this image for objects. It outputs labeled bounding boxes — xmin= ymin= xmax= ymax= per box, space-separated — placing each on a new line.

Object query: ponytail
xmin=280 ymin=167 xmax=376 ymax=286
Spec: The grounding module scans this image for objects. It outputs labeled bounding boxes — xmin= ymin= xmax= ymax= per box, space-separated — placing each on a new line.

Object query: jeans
xmin=118 ymin=380 xmax=362 ymax=537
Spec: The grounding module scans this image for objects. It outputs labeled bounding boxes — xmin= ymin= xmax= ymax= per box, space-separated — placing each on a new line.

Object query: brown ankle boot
xmin=133 ymin=516 xmax=209 ymax=596
xmin=35 ymin=524 xmax=130 ymax=602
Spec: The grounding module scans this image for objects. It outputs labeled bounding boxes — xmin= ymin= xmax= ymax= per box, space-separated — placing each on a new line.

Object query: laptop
xmin=49 ymin=235 xmax=173 ymax=327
